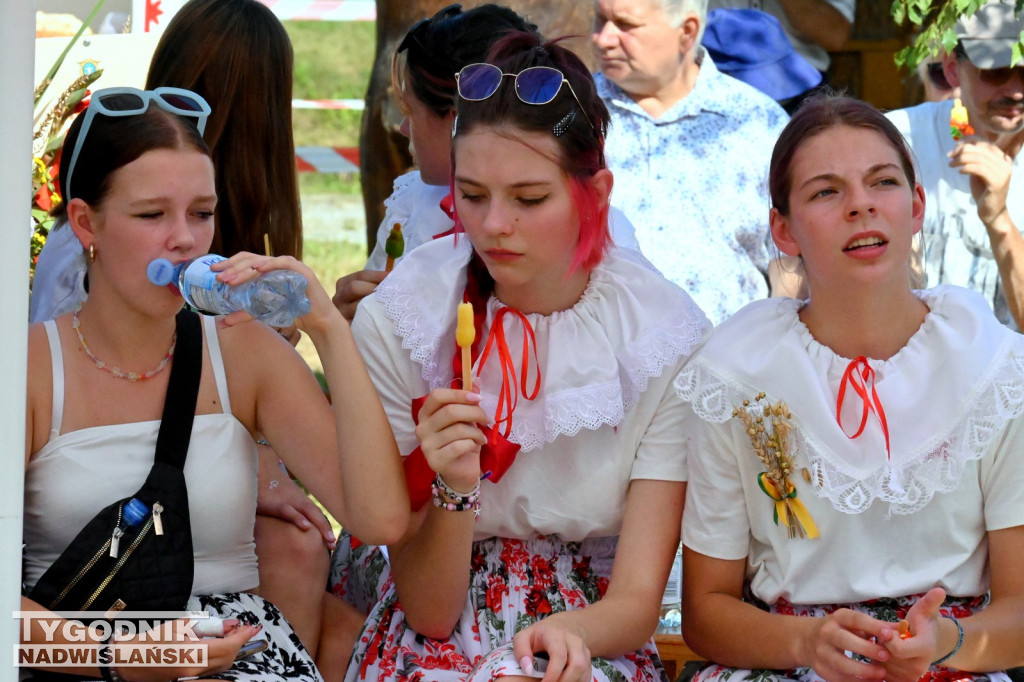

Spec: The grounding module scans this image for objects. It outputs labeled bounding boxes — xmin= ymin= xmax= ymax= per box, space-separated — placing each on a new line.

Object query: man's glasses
xmin=397 ymin=3 xmax=462 ymax=55
xmin=455 ymin=63 xmax=595 ymax=133
xmin=955 ymin=43 xmax=1024 ymax=87
xmin=976 ymin=64 xmax=1024 ymax=86
xmin=65 ymin=87 xmax=211 ymax=201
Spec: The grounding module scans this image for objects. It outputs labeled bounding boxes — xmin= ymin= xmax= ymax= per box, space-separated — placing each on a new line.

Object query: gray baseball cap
xmin=955 ymin=1 xmax=1024 ymax=69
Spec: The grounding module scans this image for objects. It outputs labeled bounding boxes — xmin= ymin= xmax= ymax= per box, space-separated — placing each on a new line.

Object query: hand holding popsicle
xmin=457 ymin=302 xmax=475 ymax=390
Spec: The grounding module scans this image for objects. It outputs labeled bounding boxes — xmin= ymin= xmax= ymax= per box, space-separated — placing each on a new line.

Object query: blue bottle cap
xmin=147 ymin=258 xmax=177 ymax=286
xmin=122 ymin=498 xmax=150 ymax=527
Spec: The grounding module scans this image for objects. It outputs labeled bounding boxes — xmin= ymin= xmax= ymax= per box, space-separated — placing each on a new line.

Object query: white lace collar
xmin=676 ymin=286 xmax=1024 ymax=515
xmin=376 ymin=235 xmax=710 ymax=452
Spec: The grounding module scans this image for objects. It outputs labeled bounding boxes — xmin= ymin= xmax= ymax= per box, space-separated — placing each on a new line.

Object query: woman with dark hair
xmin=677 ymin=94 xmax=1024 ymax=682
xmin=325 ymin=0 xmax=546 ymax=635
xmin=30 ymin=0 xmax=348 ymax=663
xmin=332 ymin=4 xmax=540 ymax=320
xmin=332 ymin=3 xmax=639 ymax=321
xmin=21 ymin=89 xmax=408 ymax=680
xmin=145 ymin=0 xmax=302 ymax=260
xmin=338 ymin=30 xmax=709 ymax=682
xmin=146 ymin=4 xmax=342 ymax=660
xmin=31 ymin=0 xmax=303 ymax=324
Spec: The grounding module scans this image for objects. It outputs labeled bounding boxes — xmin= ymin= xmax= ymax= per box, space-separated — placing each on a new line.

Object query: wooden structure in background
xmin=655 ymin=633 xmax=703 ymax=681
xmin=827 ymin=0 xmax=918 ymax=110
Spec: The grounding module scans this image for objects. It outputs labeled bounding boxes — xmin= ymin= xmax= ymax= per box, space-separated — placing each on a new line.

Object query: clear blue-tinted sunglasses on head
xmin=64 ymin=87 xmax=211 ymax=201
xmin=455 ymin=63 xmax=595 ymax=134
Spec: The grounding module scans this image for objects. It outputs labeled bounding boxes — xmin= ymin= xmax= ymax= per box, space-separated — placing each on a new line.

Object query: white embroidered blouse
xmin=677 ymin=286 xmax=1024 ymax=604
xmin=353 ymin=235 xmax=709 ymax=541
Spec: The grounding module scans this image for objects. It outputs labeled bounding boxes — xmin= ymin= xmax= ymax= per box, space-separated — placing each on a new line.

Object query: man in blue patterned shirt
xmin=593 ymin=0 xmax=789 ymax=324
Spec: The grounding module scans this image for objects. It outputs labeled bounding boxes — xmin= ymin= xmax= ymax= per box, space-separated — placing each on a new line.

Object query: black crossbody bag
xmin=28 ymin=309 xmax=202 ymax=616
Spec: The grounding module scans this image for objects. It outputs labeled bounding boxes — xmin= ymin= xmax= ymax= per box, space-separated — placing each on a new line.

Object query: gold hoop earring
xmin=89 ymin=244 xmax=96 ymax=262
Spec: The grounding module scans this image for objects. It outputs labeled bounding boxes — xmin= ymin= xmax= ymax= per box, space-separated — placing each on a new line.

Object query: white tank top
xmin=23 ymin=315 xmax=259 ymax=596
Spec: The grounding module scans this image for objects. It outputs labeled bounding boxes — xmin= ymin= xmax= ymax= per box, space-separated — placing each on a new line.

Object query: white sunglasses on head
xmin=64 ymin=87 xmax=211 ymax=201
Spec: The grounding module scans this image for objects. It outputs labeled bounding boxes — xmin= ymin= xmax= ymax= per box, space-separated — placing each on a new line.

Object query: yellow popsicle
xmin=950 ymin=98 xmax=973 ymax=139
xmin=457 ymin=302 xmax=474 ymax=389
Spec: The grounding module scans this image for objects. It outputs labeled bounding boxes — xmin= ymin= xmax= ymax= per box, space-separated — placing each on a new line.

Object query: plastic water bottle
xmin=147 ymin=254 xmax=311 ymax=328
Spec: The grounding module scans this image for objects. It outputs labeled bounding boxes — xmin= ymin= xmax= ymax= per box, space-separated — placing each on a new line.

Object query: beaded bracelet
xmin=98 ymin=632 xmax=126 ymax=682
xmin=931 ymin=615 xmax=964 ymax=667
xmin=432 ymin=474 xmax=481 ymax=516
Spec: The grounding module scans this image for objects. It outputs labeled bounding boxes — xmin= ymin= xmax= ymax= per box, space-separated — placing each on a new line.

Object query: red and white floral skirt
xmin=342 ymin=535 xmax=669 ymax=682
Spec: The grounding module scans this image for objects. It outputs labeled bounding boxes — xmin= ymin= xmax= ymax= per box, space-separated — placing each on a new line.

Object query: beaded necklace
xmin=72 ymin=304 xmax=177 ymax=382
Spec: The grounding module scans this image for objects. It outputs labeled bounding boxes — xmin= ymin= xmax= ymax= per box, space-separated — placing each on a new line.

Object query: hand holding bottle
xmin=203 ymin=253 xmax=341 ymax=337
xmin=148 ymin=254 xmax=311 ymax=328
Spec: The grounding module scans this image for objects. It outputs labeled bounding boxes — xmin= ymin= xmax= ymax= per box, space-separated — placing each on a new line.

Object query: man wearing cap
xmin=886 ymin=0 xmax=1024 ymax=329
xmin=593 ymin=0 xmax=789 ymax=324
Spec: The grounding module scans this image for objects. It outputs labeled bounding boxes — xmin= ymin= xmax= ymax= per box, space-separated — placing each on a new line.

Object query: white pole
xmin=1 ymin=1 xmax=34 ymax=680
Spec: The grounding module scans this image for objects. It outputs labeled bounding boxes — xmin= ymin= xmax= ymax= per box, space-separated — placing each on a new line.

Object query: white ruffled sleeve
xmin=365 ymin=172 xmax=453 ymax=271
xmin=351 ymin=293 xmax=430 ymax=457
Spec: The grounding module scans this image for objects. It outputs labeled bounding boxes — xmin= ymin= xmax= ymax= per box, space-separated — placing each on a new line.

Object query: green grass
xmin=285 ymin=20 xmax=375 ymax=154
xmin=299 ymin=172 xmax=362 ymax=197
xmin=302 ymin=239 xmax=367 ymax=293
xmin=294 ymin=239 xmax=367 ymax=377
xmin=283 ymin=20 xmax=376 ymax=376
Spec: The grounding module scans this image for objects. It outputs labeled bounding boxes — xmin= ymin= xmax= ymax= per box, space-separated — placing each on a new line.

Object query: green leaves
xmin=890 ymin=0 xmax=1024 ymax=69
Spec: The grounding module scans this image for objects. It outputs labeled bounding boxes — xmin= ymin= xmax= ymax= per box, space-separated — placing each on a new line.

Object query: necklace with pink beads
xmin=72 ymin=304 xmax=176 ymax=382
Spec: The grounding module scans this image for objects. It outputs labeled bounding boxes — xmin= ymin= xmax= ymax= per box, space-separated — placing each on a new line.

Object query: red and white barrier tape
xmin=296 ymin=146 xmax=361 ymax=173
xmin=258 ymin=0 xmax=376 ymax=21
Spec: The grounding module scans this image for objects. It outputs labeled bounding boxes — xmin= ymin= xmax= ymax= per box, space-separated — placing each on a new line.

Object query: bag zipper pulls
xmin=153 ymin=502 xmax=164 ymax=536
xmin=110 ymin=527 xmax=124 ymax=558
xmin=111 ymin=498 xmax=151 ymax=558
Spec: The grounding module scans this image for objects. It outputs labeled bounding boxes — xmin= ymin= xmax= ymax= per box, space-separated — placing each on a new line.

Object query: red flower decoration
xmin=525 ymin=588 xmax=552 ymax=616
xmin=34 ymin=185 xmax=52 ymax=212
xmin=485 ymin=573 xmax=505 ymax=611
xmin=529 ymin=555 xmax=555 ymax=590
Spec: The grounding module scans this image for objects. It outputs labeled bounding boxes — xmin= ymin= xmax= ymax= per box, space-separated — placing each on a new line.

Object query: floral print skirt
xmin=182 ymin=592 xmax=322 ymax=681
xmin=329 ymin=530 xmax=391 ymax=616
xmin=693 ymin=593 xmax=1008 ymax=682
xmin=23 ymin=593 xmax=320 ymax=682
xmin=342 ymin=535 xmax=668 ymax=682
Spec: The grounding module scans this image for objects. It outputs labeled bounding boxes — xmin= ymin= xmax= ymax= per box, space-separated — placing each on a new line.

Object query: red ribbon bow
xmin=403 ymin=397 xmax=521 ymax=511
xmin=402 ymin=299 xmax=541 ymax=511
xmin=836 ymin=356 xmax=890 ymax=458
xmin=477 ymin=307 xmax=541 ymax=439
xmin=432 ymin=193 xmax=457 ymax=240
